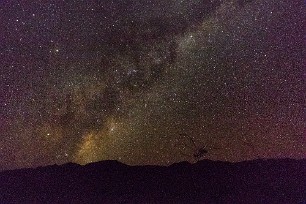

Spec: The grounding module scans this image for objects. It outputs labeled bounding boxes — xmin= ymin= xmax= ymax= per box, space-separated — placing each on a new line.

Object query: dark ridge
xmin=1 ymin=159 xmax=305 ymax=203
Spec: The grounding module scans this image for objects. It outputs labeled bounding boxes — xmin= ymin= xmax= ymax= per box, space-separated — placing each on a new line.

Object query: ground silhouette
xmin=1 ymin=159 xmax=306 ymax=203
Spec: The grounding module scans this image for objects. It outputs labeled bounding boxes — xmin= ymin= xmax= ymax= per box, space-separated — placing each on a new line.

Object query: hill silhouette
xmin=1 ymin=159 xmax=306 ymax=203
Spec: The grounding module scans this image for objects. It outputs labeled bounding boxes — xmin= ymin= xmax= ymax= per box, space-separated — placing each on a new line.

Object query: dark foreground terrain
xmin=0 ymin=159 xmax=306 ymax=203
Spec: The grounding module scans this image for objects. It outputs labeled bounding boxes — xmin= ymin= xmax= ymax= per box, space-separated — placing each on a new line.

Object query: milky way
xmin=0 ymin=0 xmax=305 ymax=170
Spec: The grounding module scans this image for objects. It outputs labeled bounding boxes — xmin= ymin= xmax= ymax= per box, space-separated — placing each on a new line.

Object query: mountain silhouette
xmin=1 ymin=159 xmax=305 ymax=203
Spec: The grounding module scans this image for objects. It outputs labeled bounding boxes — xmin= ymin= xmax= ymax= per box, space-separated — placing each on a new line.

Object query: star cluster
xmin=0 ymin=0 xmax=305 ymax=170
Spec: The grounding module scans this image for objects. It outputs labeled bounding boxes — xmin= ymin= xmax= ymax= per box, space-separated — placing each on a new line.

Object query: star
xmin=0 ymin=0 xmax=304 ymax=170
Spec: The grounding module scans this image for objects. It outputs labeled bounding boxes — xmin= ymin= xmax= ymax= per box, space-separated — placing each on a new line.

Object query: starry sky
xmin=0 ymin=0 xmax=305 ymax=170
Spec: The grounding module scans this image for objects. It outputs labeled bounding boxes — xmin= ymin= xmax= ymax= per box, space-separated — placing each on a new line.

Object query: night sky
xmin=0 ymin=0 xmax=305 ymax=170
